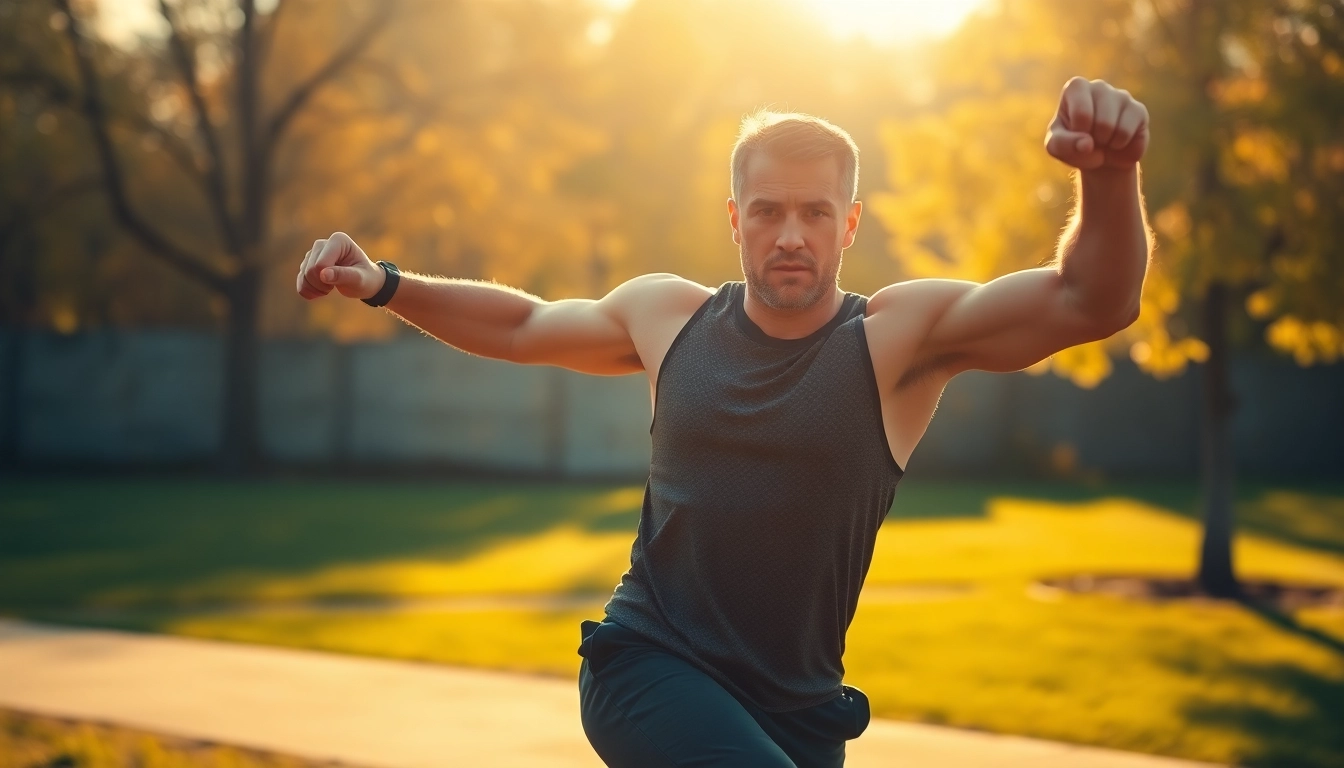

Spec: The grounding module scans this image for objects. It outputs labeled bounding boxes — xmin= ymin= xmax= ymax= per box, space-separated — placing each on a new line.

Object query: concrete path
xmin=0 ymin=618 xmax=1226 ymax=768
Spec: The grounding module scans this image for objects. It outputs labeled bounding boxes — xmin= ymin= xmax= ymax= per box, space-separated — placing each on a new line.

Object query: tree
xmin=43 ymin=0 xmax=396 ymax=470
xmin=869 ymin=0 xmax=1344 ymax=597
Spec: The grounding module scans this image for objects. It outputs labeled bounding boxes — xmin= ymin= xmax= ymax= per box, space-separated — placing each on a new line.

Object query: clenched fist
xmin=1045 ymin=78 xmax=1149 ymax=171
xmin=296 ymin=232 xmax=385 ymax=301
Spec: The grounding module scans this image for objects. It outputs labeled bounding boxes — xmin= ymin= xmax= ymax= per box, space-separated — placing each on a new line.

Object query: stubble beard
xmin=741 ymin=248 xmax=843 ymax=311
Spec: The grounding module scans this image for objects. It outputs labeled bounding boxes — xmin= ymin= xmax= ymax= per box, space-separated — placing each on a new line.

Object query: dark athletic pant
xmin=576 ymin=618 xmax=871 ymax=767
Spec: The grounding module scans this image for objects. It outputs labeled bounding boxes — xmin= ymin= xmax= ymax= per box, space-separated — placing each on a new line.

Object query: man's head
xmin=728 ymin=110 xmax=862 ymax=311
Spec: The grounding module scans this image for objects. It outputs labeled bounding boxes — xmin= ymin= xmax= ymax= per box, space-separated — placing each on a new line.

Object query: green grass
xmin=0 ymin=707 xmax=360 ymax=768
xmin=2 ymin=477 xmax=1343 ymax=767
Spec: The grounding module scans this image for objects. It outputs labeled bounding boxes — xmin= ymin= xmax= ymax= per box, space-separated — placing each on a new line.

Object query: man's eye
xmin=809 ymin=209 xmax=828 ymax=218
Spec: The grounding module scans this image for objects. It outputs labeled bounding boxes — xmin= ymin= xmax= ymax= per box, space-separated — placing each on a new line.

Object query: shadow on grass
xmin=1175 ymin=656 xmax=1344 ymax=768
xmin=4 ymin=476 xmax=1341 ymax=617
xmin=883 ymin=478 xmax=1123 ymax=521
xmin=1116 ymin=480 xmax=1344 ymax=557
xmin=1242 ymin=600 xmax=1344 ymax=658
xmin=0 ymin=477 xmax=642 ymax=612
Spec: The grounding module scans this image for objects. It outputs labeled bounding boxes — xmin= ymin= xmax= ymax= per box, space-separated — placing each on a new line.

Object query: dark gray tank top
xmin=603 ymin=280 xmax=905 ymax=712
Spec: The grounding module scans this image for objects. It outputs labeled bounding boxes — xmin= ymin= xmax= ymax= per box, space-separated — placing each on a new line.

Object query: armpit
xmin=896 ymin=352 xmax=963 ymax=391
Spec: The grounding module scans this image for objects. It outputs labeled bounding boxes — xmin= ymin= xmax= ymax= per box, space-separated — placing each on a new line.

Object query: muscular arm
xmin=871 ymin=78 xmax=1152 ymax=379
xmin=379 ymin=273 xmax=539 ymax=361
xmin=382 ymin=274 xmax=645 ymax=375
xmin=295 ymin=232 xmax=680 ymax=376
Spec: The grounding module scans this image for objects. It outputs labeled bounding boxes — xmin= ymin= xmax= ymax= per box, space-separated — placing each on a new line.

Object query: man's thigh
xmin=577 ymin=620 xmax=796 ymax=768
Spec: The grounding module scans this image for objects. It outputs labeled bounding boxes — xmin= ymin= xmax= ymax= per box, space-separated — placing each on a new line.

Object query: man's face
xmin=729 ymin=151 xmax=861 ymax=311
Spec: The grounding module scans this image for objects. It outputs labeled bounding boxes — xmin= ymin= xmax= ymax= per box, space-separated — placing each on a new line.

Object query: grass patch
xmin=0 ymin=707 xmax=362 ymax=768
xmin=3 ymin=477 xmax=1343 ymax=766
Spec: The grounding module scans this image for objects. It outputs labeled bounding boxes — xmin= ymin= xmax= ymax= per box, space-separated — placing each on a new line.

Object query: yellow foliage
xmin=874 ymin=93 xmax=1066 ymax=286
xmin=1245 ymin=288 xmax=1277 ymax=319
xmin=1153 ymin=202 xmax=1192 ymax=242
xmin=1046 ymin=342 xmax=1112 ymax=389
xmin=1211 ymin=76 xmax=1268 ymax=107
xmin=1266 ymin=315 xmax=1344 ymax=365
xmin=1228 ymin=129 xmax=1291 ymax=183
xmin=1128 ymin=329 xmax=1209 ymax=380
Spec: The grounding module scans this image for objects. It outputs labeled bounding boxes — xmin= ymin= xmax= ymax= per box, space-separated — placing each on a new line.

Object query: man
xmin=296 ymin=77 xmax=1150 ymax=767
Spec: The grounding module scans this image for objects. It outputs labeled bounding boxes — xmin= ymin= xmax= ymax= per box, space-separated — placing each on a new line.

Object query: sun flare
xmin=797 ymin=0 xmax=988 ymax=44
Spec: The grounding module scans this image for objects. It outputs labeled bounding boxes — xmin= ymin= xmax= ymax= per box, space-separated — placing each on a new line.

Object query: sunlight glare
xmin=598 ymin=0 xmax=989 ymax=45
xmin=799 ymin=0 xmax=989 ymax=44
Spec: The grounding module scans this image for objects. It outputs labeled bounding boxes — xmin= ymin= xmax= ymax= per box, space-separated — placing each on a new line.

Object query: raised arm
xmin=871 ymin=78 xmax=1152 ymax=379
xmin=295 ymin=231 xmax=678 ymax=376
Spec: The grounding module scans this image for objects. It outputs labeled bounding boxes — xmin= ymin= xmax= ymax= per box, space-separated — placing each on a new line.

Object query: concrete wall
xmin=17 ymin=331 xmax=222 ymax=464
xmin=348 ymin=341 xmax=555 ymax=471
xmin=1 ymin=330 xmax=1340 ymax=479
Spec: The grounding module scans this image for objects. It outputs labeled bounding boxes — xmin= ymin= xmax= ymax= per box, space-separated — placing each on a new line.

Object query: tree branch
xmin=135 ymin=117 xmax=208 ymax=182
xmin=52 ymin=0 xmax=229 ymax=293
xmin=0 ymin=67 xmax=76 ymax=102
xmin=256 ymin=0 xmax=288 ymax=73
xmin=158 ymin=0 xmax=240 ymax=252
xmin=0 ymin=176 xmax=102 ymax=252
xmin=265 ymin=1 xmax=396 ymax=153
xmin=0 ymin=68 xmax=226 ymax=206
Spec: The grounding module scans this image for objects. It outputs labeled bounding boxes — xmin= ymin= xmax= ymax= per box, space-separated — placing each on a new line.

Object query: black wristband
xmin=362 ymin=261 xmax=400 ymax=307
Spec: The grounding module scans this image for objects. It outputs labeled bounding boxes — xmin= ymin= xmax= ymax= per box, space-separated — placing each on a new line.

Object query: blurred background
xmin=1 ymin=0 xmax=1342 ymax=766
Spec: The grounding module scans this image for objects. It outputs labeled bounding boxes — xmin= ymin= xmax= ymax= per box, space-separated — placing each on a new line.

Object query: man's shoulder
xmin=612 ymin=273 xmax=717 ymax=312
xmin=861 ymin=278 xmax=981 ymax=384
xmin=601 ymin=274 xmax=718 ymax=339
xmin=865 ymin=278 xmax=977 ymax=319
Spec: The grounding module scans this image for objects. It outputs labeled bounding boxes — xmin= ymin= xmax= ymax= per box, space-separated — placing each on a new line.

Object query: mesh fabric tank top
xmin=602 ymin=280 xmax=905 ymax=712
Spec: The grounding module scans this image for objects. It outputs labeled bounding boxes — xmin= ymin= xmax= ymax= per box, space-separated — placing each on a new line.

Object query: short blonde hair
xmin=730 ymin=110 xmax=860 ymax=204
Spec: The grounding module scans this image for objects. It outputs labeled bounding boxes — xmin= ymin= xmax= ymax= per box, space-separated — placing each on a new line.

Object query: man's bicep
xmin=509 ymin=285 xmax=644 ymax=375
xmin=917 ymin=268 xmax=1117 ymax=374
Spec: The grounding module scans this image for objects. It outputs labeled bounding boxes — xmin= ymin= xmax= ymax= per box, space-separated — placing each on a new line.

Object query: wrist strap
xmin=362 ymin=261 xmax=400 ymax=307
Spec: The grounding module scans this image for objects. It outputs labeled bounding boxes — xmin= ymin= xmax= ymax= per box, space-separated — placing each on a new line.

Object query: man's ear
xmin=728 ymin=198 xmax=741 ymax=245
xmin=842 ymin=200 xmax=862 ymax=249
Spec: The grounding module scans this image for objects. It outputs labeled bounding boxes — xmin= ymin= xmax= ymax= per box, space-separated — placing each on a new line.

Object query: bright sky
xmin=101 ymin=0 xmax=988 ymax=49
xmin=595 ymin=0 xmax=987 ymax=44
xmin=793 ymin=0 xmax=988 ymax=44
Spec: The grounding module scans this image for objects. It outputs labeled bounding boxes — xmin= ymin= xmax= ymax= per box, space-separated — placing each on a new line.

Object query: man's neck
xmin=742 ymin=285 xmax=845 ymax=340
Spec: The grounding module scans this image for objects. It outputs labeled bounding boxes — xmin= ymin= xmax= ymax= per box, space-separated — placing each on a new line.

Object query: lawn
xmin=2 ymin=477 xmax=1342 ymax=767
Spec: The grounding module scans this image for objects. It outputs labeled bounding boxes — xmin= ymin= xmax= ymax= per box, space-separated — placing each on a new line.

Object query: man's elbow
xmin=1093 ymin=303 xmax=1140 ymax=338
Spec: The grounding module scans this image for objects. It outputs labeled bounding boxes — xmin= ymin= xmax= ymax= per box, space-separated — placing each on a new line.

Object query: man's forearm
xmin=1055 ymin=165 xmax=1151 ymax=327
xmin=383 ymin=273 xmax=541 ymax=360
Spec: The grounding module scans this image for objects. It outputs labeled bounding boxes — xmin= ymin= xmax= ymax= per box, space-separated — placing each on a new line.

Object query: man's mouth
xmin=771 ymin=264 xmax=811 ymax=272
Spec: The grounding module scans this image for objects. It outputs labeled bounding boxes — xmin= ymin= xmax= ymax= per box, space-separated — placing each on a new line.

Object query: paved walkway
xmin=0 ymin=618 xmax=1226 ymax=768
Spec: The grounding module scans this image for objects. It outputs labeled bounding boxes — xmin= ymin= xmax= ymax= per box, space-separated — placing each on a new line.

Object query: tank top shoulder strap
xmin=649 ymin=282 xmax=730 ymax=434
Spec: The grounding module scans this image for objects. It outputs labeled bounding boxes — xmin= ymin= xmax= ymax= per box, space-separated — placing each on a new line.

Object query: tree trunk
xmin=0 ymin=230 xmax=37 ymax=471
xmin=220 ymin=267 xmax=262 ymax=472
xmin=1196 ymin=279 xmax=1241 ymax=598
xmin=0 ymin=329 xmax=21 ymax=470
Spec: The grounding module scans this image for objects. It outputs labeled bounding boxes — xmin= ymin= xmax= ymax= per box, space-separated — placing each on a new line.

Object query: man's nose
xmin=776 ymin=213 xmax=806 ymax=250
